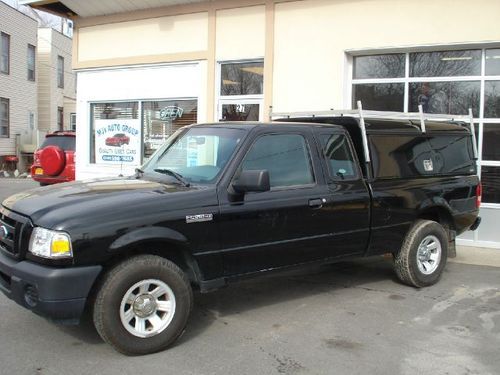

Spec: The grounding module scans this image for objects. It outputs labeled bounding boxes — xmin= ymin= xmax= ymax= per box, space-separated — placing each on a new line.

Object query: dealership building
xmin=23 ymin=0 xmax=500 ymax=248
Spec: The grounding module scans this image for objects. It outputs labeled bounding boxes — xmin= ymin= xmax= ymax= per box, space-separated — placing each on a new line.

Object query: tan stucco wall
xmin=272 ymin=0 xmax=500 ymax=112
xmin=78 ymin=12 xmax=209 ymax=62
xmin=72 ymin=0 xmax=500 ymax=117
xmin=215 ymin=5 xmax=265 ymax=61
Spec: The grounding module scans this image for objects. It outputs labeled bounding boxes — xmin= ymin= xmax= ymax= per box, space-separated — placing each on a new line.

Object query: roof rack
xmin=271 ymin=100 xmax=478 ymax=161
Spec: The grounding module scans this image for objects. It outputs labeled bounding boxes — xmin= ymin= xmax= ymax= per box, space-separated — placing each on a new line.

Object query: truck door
xmin=312 ymin=130 xmax=371 ymax=259
xmin=217 ymin=128 xmax=368 ymax=277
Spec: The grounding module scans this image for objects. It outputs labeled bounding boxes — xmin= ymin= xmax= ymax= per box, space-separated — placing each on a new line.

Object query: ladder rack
xmin=270 ymin=101 xmax=478 ymax=161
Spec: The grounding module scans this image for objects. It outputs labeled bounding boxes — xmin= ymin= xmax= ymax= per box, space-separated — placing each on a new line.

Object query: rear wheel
xmin=394 ymin=220 xmax=448 ymax=287
xmin=93 ymin=255 xmax=193 ymax=355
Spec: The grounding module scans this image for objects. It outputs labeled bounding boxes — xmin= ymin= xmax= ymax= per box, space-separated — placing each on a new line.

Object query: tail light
xmin=476 ymin=182 xmax=482 ymax=209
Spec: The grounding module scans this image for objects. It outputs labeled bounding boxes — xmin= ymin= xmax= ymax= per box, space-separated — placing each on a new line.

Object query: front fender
xmin=109 ymin=226 xmax=188 ymax=251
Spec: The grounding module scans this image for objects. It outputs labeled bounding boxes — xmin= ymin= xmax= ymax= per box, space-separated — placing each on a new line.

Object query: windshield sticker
xmin=423 ymin=159 xmax=434 ymax=172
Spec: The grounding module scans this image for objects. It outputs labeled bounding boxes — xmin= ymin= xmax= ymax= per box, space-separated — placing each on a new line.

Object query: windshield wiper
xmin=153 ymin=168 xmax=191 ymax=187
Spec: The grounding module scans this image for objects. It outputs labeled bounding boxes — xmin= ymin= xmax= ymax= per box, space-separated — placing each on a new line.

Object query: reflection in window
xmin=484 ymin=81 xmax=500 ymax=118
xmin=57 ymin=55 xmax=64 ymax=88
xmin=352 ymin=83 xmax=404 ymax=111
xmin=142 ymin=100 xmax=197 ymax=160
xmin=27 ymin=44 xmax=35 ymax=81
xmin=483 ymin=124 xmax=500 ymax=161
xmin=410 ymin=50 xmax=481 ymax=77
xmin=221 ymin=104 xmax=259 ymax=121
xmin=221 ymin=61 xmax=263 ymax=96
xmin=1 ymin=32 xmax=9 ymax=74
xmin=481 ymin=166 xmax=500 ymax=204
xmin=353 ymin=54 xmax=405 ymax=79
xmin=485 ymin=49 xmax=500 ymax=76
xmin=147 ymin=127 xmax=243 ymax=184
xmin=0 ymin=97 xmax=8 ymax=137
xmin=409 ymin=81 xmax=480 ymax=116
xmin=241 ymin=134 xmax=314 ymax=188
xmin=319 ymin=134 xmax=357 ymax=180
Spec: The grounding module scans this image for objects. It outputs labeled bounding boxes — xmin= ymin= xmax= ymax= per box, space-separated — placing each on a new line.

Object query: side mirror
xmin=232 ymin=170 xmax=270 ymax=194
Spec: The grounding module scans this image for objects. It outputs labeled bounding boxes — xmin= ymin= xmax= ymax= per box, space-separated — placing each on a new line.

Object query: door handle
xmin=309 ymin=198 xmax=326 ymax=208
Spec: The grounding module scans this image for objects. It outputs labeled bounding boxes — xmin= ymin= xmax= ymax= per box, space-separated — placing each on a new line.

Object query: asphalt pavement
xmin=0 ymin=178 xmax=499 ymax=375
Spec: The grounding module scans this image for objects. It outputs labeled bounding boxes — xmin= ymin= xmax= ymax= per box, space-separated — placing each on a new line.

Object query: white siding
xmin=0 ymin=2 xmax=38 ymax=161
xmin=37 ymin=28 xmax=76 ymax=133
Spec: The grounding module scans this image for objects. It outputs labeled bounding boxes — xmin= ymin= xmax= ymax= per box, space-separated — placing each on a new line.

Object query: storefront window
xmin=218 ymin=60 xmax=264 ymax=121
xmin=353 ymin=54 xmax=405 ymax=79
xmin=484 ymin=81 xmax=500 ymax=118
xmin=485 ymin=49 xmax=500 ymax=76
xmin=409 ymin=81 xmax=480 ymax=116
xmin=481 ymin=166 xmax=500 ymax=204
xmin=221 ymin=103 xmax=260 ymax=121
xmin=410 ymin=50 xmax=481 ymax=77
xmin=90 ymin=102 xmax=139 ymax=164
xmin=352 ymin=83 xmax=404 ymax=111
xmin=483 ymin=124 xmax=500 ymax=161
xmin=220 ymin=61 xmax=263 ymax=96
xmin=142 ymin=100 xmax=197 ymax=160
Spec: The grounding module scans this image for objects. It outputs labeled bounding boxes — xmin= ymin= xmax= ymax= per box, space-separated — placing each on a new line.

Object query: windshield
xmin=142 ymin=127 xmax=246 ymax=184
xmin=41 ymin=136 xmax=75 ymax=151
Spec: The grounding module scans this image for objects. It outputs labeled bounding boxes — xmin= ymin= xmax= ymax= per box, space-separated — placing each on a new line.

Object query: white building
xmin=37 ymin=27 xmax=76 ymax=134
xmin=0 ymin=0 xmax=38 ymax=171
xmin=22 ymin=0 xmax=500 ymax=249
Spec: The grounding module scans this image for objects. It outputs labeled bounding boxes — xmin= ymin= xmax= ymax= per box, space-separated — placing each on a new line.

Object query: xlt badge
xmin=186 ymin=214 xmax=213 ymax=224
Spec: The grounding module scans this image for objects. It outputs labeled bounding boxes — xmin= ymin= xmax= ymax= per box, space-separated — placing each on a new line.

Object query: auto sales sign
xmin=94 ymin=119 xmax=141 ymax=165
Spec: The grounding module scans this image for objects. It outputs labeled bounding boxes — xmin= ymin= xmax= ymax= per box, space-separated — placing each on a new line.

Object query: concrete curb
xmin=449 ymin=246 xmax=500 ymax=268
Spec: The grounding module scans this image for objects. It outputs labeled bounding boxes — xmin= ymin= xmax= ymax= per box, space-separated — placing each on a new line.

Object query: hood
xmin=2 ymin=177 xmax=213 ymax=231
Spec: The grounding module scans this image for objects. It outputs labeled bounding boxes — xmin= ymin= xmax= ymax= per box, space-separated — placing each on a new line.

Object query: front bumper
xmin=0 ymin=251 xmax=101 ymax=324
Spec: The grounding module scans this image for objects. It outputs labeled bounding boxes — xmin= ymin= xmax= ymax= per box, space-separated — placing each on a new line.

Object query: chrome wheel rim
xmin=119 ymin=279 xmax=176 ymax=338
xmin=416 ymin=235 xmax=442 ymax=275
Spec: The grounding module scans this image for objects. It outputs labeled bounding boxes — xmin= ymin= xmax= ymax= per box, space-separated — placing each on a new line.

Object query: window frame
xmin=216 ymin=59 xmax=264 ymax=122
xmin=1 ymin=32 xmax=10 ymax=75
xmin=315 ymin=131 xmax=361 ymax=181
xmin=27 ymin=44 xmax=36 ymax=81
xmin=349 ymin=47 xmax=500 ymax=207
xmin=57 ymin=55 xmax=64 ymax=88
xmin=70 ymin=113 xmax=76 ymax=131
xmin=57 ymin=106 xmax=64 ymax=130
xmin=0 ymin=97 xmax=9 ymax=138
xmin=232 ymin=131 xmax=317 ymax=191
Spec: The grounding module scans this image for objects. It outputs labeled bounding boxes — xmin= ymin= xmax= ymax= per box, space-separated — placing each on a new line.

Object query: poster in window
xmin=94 ymin=119 xmax=141 ymax=165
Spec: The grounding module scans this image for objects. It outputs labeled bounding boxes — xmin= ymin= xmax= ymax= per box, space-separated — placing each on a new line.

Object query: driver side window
xmin=241 ymin=134 xmax=314 ymax=188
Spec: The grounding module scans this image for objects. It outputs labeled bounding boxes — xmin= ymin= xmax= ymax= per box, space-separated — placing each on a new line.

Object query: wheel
xmin=394 ymin=220 xmax=448 ymax=288
xmin=39 ymin=182 xmax=49 ymax=186
xmin=92 ymin=255 xmax=193 ymax=355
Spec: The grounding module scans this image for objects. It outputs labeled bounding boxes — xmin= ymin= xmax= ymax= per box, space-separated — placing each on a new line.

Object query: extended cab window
xmin=318 ymin=133 xmax=358 ymax=180
xmin=241 ymin=134 xmax=314 ymax=188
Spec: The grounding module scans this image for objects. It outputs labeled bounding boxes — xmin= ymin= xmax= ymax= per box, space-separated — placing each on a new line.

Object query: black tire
xmin=92 ymin=255 xmax=193 ymax=355
xmin=394 ymin=220 xmax=448 ymax=288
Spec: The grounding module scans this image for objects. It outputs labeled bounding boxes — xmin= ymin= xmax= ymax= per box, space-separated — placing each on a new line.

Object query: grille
xmin=0 ymin=207 xmax=30 ymax=258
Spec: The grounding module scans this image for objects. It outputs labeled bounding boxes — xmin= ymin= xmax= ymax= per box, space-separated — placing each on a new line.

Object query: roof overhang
xmin=19 ymin=0 xmax=206 ymax=18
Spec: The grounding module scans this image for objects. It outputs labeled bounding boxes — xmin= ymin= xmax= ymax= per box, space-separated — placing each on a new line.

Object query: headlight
xmin=29 ymin=227 xmax=73 ymax=258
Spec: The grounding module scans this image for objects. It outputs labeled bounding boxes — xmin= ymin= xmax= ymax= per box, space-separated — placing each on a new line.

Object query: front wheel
xmin=394 ymin=220 xmax=448 ymax=288
xmin=92 ymin=255 xmax=193 ymax=355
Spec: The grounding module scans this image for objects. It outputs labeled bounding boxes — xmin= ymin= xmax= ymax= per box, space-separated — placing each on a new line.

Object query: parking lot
xmin=0 ymin=178 xmax=499 ymax=375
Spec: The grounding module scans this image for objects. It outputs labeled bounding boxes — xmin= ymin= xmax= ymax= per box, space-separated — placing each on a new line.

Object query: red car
xmin=105 ymin=133 xmax=130 ymax=147
xmin=31 ymin=131 xmax=76 ymax=186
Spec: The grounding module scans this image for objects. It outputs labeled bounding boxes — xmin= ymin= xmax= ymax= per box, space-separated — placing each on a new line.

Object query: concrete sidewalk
xmin=451 ymin=246 xmax=500 ymax=267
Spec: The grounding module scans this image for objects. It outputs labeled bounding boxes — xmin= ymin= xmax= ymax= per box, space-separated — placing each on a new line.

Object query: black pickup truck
xmin=0 ymin=118 xmax=480 ymax=355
